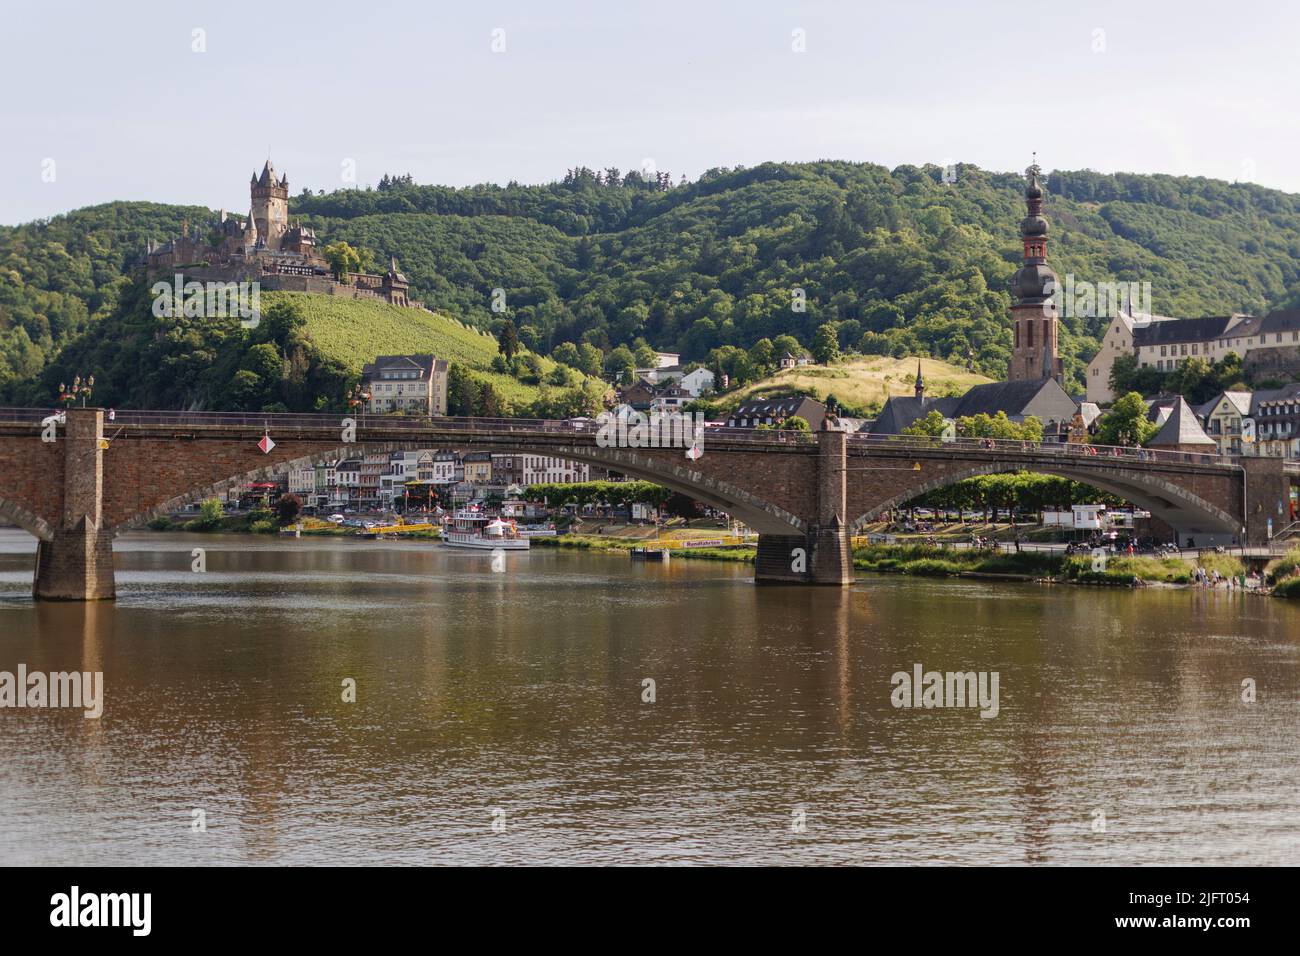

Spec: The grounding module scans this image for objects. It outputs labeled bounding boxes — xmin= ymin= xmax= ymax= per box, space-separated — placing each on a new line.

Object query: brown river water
xmin=0 ymin=529 xmax=1296 ymax=865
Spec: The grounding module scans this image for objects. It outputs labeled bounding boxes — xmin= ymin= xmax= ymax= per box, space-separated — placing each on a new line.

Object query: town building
xmin=330 ymin=459 xmax=362 ymax=507
xmin=359 ymin=452 xmax=388 ymax=508
xmin=1148 ymin=397 xmax=1218 ymax=453
xmin=463 ymin=452 xmax=493 ymax=484
xmin=433 ymin=451 xmax=459 ymax=484
xmin=726 ymin=396 xmax=827 ymax=431
xmin=778 ymin=351 xmax=813 ymax=369
xmin=870 ymin=369 xmax=1079 ymax=438
xmin=311 ymin=462 xmax=332 ymax=509
xmin=678 ymin=367 xmax=716 ymax=397
xmin=1197 ymin=391 xmax=1252 ymax=455
xmin=362 ymin=355 xmax=449 ymax=416
xmin=1250 ymin=383 xmax=1300 ymax=456
xmin=490 ymin=454 xmax=524 ymax=486
xmin=619 ymin=367 xmax=716 ymax=412
xmin=287 ymin=462 xmax=316 ymax=497
xmin=649 ymin=383 xmax=692 ymax=413
xmin=633 ymin=364 xmax=716 ymax=396
xmin=522 ymin=456 xmax=590 ymax=485
xmin=1085 ymin=307 xmax=1300 ymax=404
xmin=618 ymin=379 xmax=658 ymax=411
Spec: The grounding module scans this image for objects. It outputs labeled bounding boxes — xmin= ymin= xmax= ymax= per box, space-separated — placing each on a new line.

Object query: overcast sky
xmin=2 ymin=0 xmax=1296 ymax=225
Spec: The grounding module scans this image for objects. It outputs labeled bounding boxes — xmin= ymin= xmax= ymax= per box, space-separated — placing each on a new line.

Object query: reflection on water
xmin=0 ymin=529 xmax=1296 ymax=865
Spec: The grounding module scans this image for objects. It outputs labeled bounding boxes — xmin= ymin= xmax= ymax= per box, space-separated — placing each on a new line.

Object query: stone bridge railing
xmin=0 ymin=408 xmax=1247 ymax=469
xmin=846 ymin=432 xmax=1237 ymax=470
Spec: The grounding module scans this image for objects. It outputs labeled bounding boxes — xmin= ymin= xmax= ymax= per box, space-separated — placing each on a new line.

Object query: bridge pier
xmin=1242 ymin=456 xmax=1292 ymax=546
xmin=754 ymin=427 xmax=855 ymax=586
xmin=33 ymin=408 xmax=115 ymax=601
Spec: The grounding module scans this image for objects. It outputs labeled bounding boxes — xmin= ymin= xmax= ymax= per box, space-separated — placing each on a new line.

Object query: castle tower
xmin=250 ymin=159 xmax=289 ymax=251
xmin=383 ymin=256 xmax=410 ymax=308
xmin=1008 ymin=160 xmax=1063 ymax=384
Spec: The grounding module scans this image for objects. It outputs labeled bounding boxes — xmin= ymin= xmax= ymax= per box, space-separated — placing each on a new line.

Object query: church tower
xmin=1008 ymin=160 xmax=1063 ymax=384
xmin=250 ymin=159 xmax=289 ymax=251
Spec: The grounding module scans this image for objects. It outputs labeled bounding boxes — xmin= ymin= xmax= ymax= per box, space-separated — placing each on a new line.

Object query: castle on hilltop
xmin=145 ymin=160 xmax=417 ymax=308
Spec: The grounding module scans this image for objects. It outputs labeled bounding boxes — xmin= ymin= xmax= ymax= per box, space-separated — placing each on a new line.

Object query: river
xmin=0 ymin=529 xmax=1296 ymax=865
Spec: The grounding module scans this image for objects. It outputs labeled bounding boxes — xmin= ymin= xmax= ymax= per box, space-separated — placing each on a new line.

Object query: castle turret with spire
xmin=1008 ymin=159 xmax=1063 ymax=385
xmin=243 ymin=203 xmax=259 ymax=250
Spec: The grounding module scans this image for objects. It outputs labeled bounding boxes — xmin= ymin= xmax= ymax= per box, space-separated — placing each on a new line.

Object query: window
xmin=1160 ymin=345 xmax=1167 ymax=357
xmin=1192 ymin=343 xmax=1199 ymax=355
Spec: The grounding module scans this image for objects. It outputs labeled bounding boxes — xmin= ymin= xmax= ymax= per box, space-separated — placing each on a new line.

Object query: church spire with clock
xmin=1008 ymin=159 xmax=1063 ymax=385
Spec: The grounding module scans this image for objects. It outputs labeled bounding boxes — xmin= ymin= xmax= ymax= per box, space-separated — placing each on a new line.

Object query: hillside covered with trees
xmin=6 ymin=160 xmax=1300 ymax=406
xmin=12 ymin=288 xmax=609 ymax=416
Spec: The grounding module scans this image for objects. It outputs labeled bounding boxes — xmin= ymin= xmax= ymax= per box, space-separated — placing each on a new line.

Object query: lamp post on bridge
xmin=58 ymin=374 xmax=94 ymax=408
xmin=347 ymin=384 xmax=370 ymax=426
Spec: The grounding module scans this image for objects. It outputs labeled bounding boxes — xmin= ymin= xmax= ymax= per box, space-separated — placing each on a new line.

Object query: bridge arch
xmin=0 ymin=497 xmax=55 ymax=542
xmin=851 ymin=461 xmax=1240 ymax=539
xmin=118 ymin=441 xmax=807 ymax=535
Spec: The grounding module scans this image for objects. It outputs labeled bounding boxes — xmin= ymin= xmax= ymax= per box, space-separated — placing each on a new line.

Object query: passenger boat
xmin=440 ymin=510 xmax=530 ymax=550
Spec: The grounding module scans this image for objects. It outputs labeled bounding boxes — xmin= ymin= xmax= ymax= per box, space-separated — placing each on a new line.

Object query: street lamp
xmin=58 ymin=374 xmax=94 ymax=408
xmin=347 ymin=384 xmax=371 ymax=414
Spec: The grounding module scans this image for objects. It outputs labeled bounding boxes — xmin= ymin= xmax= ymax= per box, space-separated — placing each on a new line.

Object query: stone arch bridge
xmin=0 ymin=408 xmax=1292 ymax=599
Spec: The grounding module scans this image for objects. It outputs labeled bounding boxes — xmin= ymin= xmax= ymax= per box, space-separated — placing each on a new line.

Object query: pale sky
xmin=2 ymin=0 xmax=1297 ymax=225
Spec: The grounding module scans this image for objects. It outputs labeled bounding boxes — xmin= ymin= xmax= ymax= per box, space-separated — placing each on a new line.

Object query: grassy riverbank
xmin=148 ymin=510 xmax=289 ymax=535
xmin=532 ymin=536 xmax=1254 ymax=588
xmin=529 ymin=534 xmax=757 ymax=563
xmin=1264 ymin=549 xmax=1300 ymax=598
xmin=851 ymin=542 xmax=1252 ymax=586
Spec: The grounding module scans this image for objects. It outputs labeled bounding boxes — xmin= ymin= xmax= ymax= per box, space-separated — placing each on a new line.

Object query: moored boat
xmin=440 ymin=510 xmax=530 ymax=550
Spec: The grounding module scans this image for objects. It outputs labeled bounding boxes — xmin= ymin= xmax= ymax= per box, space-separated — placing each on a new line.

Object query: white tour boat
xmin=440 ymin=510 xmax=530 ymax=550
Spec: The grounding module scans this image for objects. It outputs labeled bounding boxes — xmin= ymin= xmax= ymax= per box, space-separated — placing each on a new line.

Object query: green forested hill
xmin=17 ymin=287 xmax=608 ymax=416
xmin=6 ymin=160 xmax=1300 ymax=403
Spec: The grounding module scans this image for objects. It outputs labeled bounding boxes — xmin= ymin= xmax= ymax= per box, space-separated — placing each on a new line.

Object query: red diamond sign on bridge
xmin=258 ymin=434 xmax=275 ymax=455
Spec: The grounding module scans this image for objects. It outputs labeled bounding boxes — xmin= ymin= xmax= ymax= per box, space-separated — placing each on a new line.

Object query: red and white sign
xmin=258 ymin=434 xmax=276 ymax=454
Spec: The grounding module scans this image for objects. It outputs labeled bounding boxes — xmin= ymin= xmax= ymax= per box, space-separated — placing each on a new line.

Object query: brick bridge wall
xmin=0 ymin=418 xmax=1259 ymax=542
xmin=3 ymin=410 xmax=1292 ymax=598
xmin=88 ymin=422 xmax=821 ymax=536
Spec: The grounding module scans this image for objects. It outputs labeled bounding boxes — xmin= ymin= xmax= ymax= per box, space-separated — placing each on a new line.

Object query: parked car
xmin=327 ymin=514 xmax=345 ymax=524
